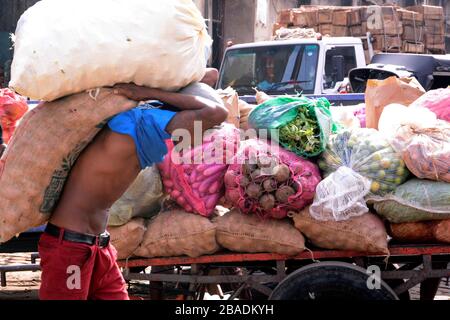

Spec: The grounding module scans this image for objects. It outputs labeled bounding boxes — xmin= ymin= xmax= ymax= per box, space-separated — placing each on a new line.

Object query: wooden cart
xmin=119 ymin=244 xmax=450 ymax=300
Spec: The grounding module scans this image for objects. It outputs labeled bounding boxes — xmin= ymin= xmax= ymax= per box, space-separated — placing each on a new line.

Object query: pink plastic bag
xmin=224 ymin=139 xmax=321 ymax=219
xmin=0 ymin=89 xmax=29 ymax=143
xmin=158 ymin=124 xmax=240 ymax=217
xmin=410 ymin=88 xmax=450 ymax=122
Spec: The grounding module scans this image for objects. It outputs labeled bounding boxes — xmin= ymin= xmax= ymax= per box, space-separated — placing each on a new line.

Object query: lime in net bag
xmin=311 ymin=128 xmax=410 ymax=221
xmin=248 ymin=96 xmax=338 ymax=158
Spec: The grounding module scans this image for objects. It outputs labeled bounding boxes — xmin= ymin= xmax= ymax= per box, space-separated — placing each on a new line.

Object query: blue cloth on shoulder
xmin=107 ymin=102 xmax=176 ymax=169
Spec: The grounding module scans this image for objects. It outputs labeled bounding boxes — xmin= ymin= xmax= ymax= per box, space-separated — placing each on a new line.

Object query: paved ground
xmin=1 ymin=253 xmax=449 ymax=300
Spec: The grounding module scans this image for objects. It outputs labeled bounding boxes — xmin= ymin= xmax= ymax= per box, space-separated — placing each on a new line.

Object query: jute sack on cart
xmin=388 ymin=220 xmax=450 ymax=244
xmin=134 ymin=210 xmax=220 ymax=258
xmin=10 ymin=0 xmax=211 ymax=101
xmin=0 ymin=89 xmax=137 ymax=243
xmin=213 ymin=209 xmax=305 ymax=255
xmin=108 ymin=165 xmax=164 ymax=227
xmin=108 ymin=218 xmax=147 ymax=260
xmin=290 ymin=206 xmax=389 ymax=255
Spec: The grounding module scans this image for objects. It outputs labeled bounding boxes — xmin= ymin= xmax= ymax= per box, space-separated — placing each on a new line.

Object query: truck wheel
xmin=269 ymin=262 xmax=398 ymax=301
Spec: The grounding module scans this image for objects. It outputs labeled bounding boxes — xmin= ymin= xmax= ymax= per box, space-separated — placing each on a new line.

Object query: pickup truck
xmin=216 ymin=36 xmax=450 ymax=106
xmin=216 ymin=36 xmax=367 ymax=106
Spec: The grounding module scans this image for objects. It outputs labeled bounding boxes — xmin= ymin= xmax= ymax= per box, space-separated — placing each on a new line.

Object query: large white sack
xmin=10 ymin=0 xmax=212 ymax=101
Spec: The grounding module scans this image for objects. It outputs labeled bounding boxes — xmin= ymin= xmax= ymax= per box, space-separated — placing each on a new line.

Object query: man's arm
xmin=114 ymin=83 xmax=216 ymax=111
xmin=113 ymin=83 xmax=229 ymax=136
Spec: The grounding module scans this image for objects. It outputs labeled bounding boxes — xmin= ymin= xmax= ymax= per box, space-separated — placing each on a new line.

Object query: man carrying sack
xmin=38 ymin=76 xmax=228 ymax=300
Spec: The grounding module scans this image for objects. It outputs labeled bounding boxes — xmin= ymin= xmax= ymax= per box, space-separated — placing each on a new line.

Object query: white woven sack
xmin=10 ymin=0 xmax=212 ymax=101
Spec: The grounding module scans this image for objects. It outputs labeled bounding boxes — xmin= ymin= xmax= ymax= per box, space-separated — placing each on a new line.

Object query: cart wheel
xmin=269 ymin=262 xmax=398 ymax=301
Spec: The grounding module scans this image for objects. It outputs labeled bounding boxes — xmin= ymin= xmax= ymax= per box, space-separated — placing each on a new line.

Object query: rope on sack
xmin=383 ymin=252 xmax=391 ymax=269
xmin=412 ymin=12 xmax=419 ymax=50
xmin=87 ymin=88 xmax=101 ymax=101
xmin=393 ymin=7 xmax=401 ymax=53
xmin=304 ymin=246 xmax=320 ymax=263
xmin=381 ymin=8 xmax=387 ymax=52
xmin=123 ymin=257 xmax=130 ymax=277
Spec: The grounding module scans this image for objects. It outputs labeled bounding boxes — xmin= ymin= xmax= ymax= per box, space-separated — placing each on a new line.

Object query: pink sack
xmin=225 ymin=139 xmax=321 ymax=219
xmin=410 ymin=88 xmax=450 ymax=122
xmin=158 ymin=124 xmax=240 ymax=217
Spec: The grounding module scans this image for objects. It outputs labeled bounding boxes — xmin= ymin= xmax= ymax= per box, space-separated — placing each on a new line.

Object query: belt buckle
xmin=98 ymin=231 xmax=110 ymax=248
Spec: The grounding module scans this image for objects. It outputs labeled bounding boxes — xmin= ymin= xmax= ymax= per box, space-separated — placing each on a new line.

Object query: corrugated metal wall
xmin=0 ymin=0 xmax=40 ymax=33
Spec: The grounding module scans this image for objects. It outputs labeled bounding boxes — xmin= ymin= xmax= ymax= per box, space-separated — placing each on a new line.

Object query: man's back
xmin=50 ymin=127 xmax=141 ymax=235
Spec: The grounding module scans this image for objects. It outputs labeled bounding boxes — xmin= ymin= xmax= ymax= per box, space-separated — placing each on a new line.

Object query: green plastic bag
xmin=248 ymin=96 xmax=338 ymax=158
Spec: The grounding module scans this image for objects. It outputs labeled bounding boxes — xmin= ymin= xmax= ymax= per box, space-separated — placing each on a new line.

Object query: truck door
xmin=323 ymin=46 xmax=357 ymax=93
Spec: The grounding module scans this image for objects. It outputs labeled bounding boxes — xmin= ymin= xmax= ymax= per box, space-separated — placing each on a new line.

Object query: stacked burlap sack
xmin=0 ymin=0 xmax=212 ymax=243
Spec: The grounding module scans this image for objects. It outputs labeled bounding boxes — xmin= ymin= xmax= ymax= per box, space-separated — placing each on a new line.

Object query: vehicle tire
xmin=269 ymin=261 xmax=399 ymax=301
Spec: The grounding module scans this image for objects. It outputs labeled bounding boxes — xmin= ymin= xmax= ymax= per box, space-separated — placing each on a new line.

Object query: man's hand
xmin=113 ymin=83 xmax=157 ymax=101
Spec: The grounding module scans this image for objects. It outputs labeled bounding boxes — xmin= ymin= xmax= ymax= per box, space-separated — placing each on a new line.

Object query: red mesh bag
xmin=0 ymin=89 xmax=29 ymax=143
xmin=158 ymin=124 xmax=240 ymax=217
xmin=224 ymin=139 xmax=321 ymax=219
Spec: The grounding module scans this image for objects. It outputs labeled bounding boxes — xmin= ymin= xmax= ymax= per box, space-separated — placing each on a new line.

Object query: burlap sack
xmin=108 ymin=165 xmax=164 ymax=227
xmin=434 ymin=220 xmax=450 ymax=243
xmin=290 ymin=207 xmax=389 ymax=255
xmin=134 ymin=210 xmax=220 ymax=258
xmin=0 ymin=89 xmax=137 ymax=243
xmin=217 ymin=87 xmax=240 ymax=128
xmin=389 ymin=220 xmax=450 ymax=244
xmin=238 ymin=100 xmax=255 ymax=131
xmin=109 ymin=218 xmax=147 ymax=260
xmin=365 ymin=76 xmax=425 ymax=129
xmin=388 ymin=221 xmax=436 ymax=243
xmin=214 ymin=209 xmax=305 ymax=255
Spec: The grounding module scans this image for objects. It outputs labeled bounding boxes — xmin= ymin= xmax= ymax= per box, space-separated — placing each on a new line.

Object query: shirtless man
xmin=38 ymin=78 xmax=228 ymax=300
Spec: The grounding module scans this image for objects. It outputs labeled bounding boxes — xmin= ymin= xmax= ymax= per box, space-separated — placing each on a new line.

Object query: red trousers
xmin=38 ymin=232 xmax=129 ymax=300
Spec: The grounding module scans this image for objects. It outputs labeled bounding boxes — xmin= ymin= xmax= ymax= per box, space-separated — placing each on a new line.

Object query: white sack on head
xmin=10 ymin=0 xmax=212 ymax=101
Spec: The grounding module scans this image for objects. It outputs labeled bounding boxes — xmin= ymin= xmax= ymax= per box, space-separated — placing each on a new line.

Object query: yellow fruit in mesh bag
xmin=377 ymin=170 xmax=386 ymax=179
xmin=396 ymin=167 xmax=405 ymax=176
xmin=370 ymin=181 xmax=381 ymax=193
xmin=381 ymin=159 xmax=391 ymax=169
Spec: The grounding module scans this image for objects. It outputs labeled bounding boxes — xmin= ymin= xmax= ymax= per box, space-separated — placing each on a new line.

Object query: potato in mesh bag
xmin=290 ymin=206 xmax=389 ymax=254
xmin=134 ymin=210 xmax=219 ymax=258
xmin=311 ymin=129 xmax=409 ymax=221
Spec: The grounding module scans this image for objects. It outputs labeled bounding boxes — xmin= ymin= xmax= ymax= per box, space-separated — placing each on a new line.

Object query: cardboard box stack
xmin=275 ymin=4 xmax=446 ymax=58
xmin=407 ymin=5 xmax=446 ymax=53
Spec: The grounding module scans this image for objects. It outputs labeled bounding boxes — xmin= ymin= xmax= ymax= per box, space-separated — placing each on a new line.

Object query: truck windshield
xmin=218 ymin=44 xmax=319 ymax=96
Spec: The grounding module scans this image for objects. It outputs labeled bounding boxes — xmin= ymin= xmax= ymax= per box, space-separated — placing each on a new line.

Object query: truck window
xmin=218 ymin=44 xmax=319 ymax=95
xmin=324 ymin=46 xmax=357 ymax=89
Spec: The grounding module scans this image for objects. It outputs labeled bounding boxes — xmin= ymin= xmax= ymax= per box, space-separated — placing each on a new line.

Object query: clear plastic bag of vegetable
xmin=158 ymin=124 xmax=240 ymax=217
xmin=248 ymin=96 xmax=338 ymax=158
xmin=311 ymin=128 xmax=409 ymax=221
xmin=368 ymin=179 xmax=450 ymax=223
xmin=379 ymin=104 xmax=450 ymax=182
xmin=224 ymin=139 xmax=321 ymax=219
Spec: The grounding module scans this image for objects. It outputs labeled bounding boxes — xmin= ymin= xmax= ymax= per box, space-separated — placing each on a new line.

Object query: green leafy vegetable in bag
xmin=248 ymin=96 xmax=338 ymax=158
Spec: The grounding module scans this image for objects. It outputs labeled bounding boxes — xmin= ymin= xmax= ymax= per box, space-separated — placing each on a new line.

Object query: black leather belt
xmin=45 ymin=223 xmax=110 ymax=248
